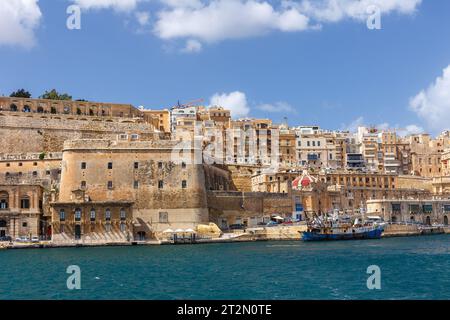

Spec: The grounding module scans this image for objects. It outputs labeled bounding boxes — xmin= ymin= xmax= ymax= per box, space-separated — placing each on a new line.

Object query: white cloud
xmin=410 ymin=65 xmax=450 ymax=134
xmin=210 ymin=91 xmax=250 ymax=118
xmin=297 ymin=0 xmax=421 ymax=22
xmin=257 ymin=102 xmax=296 ymax=113
xmin=135 ymin=11 xmax=150 ymax=26
xmin=154 ymin=0 xmax=310 ymax=44
xmin=74 ymin=0 xmax=145 ymax=11
xmin=397 ymin=124 xmax=424 ymax=136
xmin=0 ymin=0 xmax=42 ymax=47
xmin=182 ymin=39 xmax=202 ymax=52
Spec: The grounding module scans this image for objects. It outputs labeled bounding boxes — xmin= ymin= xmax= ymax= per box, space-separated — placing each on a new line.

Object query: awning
xmin=272 ymin=216 xmax=284 ymax=220
xmin=184 ymin=228 xmax=196 ymax=233
xmin=162 ymin=229 xmax=174 ymax=233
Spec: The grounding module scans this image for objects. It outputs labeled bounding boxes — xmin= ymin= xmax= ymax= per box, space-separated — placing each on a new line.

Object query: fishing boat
xmin=302 ymin=213 xmax=385 ymax=241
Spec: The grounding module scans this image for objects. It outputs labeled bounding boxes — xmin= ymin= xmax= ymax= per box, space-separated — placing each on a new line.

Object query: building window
xmin=158 ymin=180 xmax=164 ymax=189
xmin=21 ymin=198 xmax=30 ymax=209
xmin=108 ymin=162 xmax=113 ymax=169
xmin=107 ymin=181 xmax=113 ymax=189
xmin=134 ymin=162 xmax=139 ymax=169
xmin=120 ymin=208 xmax=126 ymax=221
xmin=182 ymin=162 xmax=186 ymax=169
xmin=81 ymin=181 xmax=86 ymax=189
xmin=32 ymin=171 xmax=37 ymax=176
xmin=22 ymin=222 xmax=27 ymax=227
xmin=120 ymin=223 xmax=126 ymax=232
xmin=90 ymin=208 xmax=96 ymax=222
xmin=159 ymin=212 xmax=169 ymax=223
xmin=182 ymin=180 xmax=187 ymax=188
xmin=105 ymin=223 xmax=111 ymax=232
xmin=75 ymin=208 xmax=82 ymax=221
xmin=46 ymin=170 xmax=50 ymax=175
xmin=105 ymin=209 xmax=111 ymax=221
xmin=158 ymin=162 xmax=163 ymax=169
xmin=6 ymin=163 xmax=10 ymax=167
xmin=81 ymin=162 xmax=86 ymax=169
xmin=134 ymin=180 xmax=139 ymax=189
xmin=59 ymin=209 xmax=65 ymax=221
xmin=18 ymin=163 xmax=23 ymax=167
xmin=33 ymin=162 xmax=38 ymax=166
xmin=60 ymin=224 xmax=65 ymax=233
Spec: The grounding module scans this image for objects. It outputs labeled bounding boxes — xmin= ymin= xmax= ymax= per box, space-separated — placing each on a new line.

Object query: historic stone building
xmin=50 ymin=138 xmax=220 ymax=243
xmin=0 ymin=184 xmax=48 ymax=239
xmin=0 ymin=96 xmax=141 ymax=118
xmin=367 ymin=198 xmax=450 ymax=225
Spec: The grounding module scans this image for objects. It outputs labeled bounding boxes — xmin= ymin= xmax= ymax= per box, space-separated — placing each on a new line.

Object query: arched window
xmin=410 ymin=216 xmax=415 ymax=222
xmin=120 ymin=223 xmax=126 ymax=232
xmin=0 ymin=220 xmax=6 ymax=228
xmin=20 ymin=196 xmax=30 ymax=209
xmin=90 ymin=208 xmax=96 ymax=222
xmin=426 ymin=216 xmax=431 ymax=226
xmin=444 ymin=216 xmax=448 ymax=226
xmin=75 ymin=208 xmax=82 ymax=221
xmin=0 ymin=192 xmax=8 ymax=210
xmin=105 ymin=209 xmax=111 ymax=221
xmin=10 ymin=104 xmax=18 ymax=111
xmin=391 ymin=216 xmax=397 ymax=223
xmin=23 ymin=105 xmax=31 ymax=112
xmin=37 ymin=106 xmax=44 ymax=113
xmin=120 ymin=208 xmax=126 ymax=221
xmin=59 ymin=209 xmax=65 ymax=221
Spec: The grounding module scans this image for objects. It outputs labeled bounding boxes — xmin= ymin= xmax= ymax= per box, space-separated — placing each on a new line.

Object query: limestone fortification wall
xmin=0 ymin=113 xmax=157 ymax=153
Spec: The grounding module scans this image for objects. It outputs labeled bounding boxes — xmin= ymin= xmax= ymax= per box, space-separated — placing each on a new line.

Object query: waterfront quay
xmin=1 ymin=223 xmax=449 ymax=250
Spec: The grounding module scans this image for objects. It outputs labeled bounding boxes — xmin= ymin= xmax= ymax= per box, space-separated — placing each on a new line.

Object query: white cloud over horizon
xmin=0 ymin=0 xmax=42 ymax=48
xmin=410 ymin=65 xmax=450 ymax=134
xmin=210 ymin=91 xmax=251 ymax=118
xmin=154 ymin=0 xmax=310 ymax=48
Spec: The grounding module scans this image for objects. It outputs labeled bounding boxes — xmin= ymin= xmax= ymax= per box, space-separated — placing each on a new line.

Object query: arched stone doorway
xmin=137 ymin=231 xmax=146 ymax=241
xmin=75 ymin=225 xmax=81 ymax=240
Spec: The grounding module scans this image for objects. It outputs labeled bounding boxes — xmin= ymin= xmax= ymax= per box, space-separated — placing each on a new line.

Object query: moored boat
xmin=302 ymin=212 xmax=385 ymax=241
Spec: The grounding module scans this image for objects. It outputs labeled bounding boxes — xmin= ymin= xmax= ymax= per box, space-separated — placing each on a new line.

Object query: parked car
xmin=31 ymin=236 xmax=40 ymax=243
xmin=229 ymin=224 xmax=246 ymax=230
xmin=0 ymin=236 xmax=12 ymax=242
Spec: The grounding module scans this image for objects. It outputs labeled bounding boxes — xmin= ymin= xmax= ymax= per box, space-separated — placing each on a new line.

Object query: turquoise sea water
xmin=0 ymin=235 xmax=449 ymax=300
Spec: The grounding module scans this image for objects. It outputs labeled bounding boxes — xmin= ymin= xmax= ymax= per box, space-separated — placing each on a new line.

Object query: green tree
xmin=40 ymin=89 xmax=72 ymax=101
xmin=10 ymin=89 xmax=32 ymax=98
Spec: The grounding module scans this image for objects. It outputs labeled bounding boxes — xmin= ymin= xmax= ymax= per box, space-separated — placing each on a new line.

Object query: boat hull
xmin=302 ymin=227 xmax=383 ymax=241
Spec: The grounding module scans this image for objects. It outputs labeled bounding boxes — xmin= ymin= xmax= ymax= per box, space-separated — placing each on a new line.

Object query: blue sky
xmin=1 ymin=0 xmax=450 ymax=134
